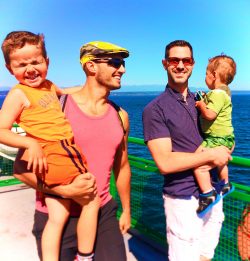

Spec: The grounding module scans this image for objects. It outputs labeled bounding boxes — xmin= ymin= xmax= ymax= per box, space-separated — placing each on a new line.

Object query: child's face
xmin=6 ymin=43 xmax=49 ymax=88
xmin=205 ymin=69 xmax=215 ymax=90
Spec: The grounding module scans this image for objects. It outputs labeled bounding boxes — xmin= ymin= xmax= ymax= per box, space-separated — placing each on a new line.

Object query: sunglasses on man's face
xmin=93 ymin=58 xmax=125 ymax=69
xmin=167 ymin=57 xmax=194 ymax=67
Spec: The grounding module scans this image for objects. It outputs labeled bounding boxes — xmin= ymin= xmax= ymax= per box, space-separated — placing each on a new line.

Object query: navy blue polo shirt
xmin=143 ymin=85 xmax=203 ymax=198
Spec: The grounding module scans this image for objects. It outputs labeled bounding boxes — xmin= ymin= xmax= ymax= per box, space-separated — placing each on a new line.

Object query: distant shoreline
xmin=109 ymin=90 xmax=250 ymax=95
xmin=1 ymin=89 xmax=250 ymax=95
xmin=1 ymin=83 xmax=250 ymax=93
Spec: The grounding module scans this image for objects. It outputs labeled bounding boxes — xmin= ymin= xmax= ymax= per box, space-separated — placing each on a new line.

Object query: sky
xmin=0 ymin=0 xmax=250 ymax=92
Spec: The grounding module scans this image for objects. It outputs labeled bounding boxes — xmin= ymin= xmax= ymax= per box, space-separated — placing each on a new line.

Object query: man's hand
xmin=119 ymin=210 xmax=131 ymax=234
xmin=210 ymin=146 xmax=232 ymax=167
xmin=60 ymin=172 xmax=97 ymax=199
xmin=200 ymin=146 xmax=232 ymax=170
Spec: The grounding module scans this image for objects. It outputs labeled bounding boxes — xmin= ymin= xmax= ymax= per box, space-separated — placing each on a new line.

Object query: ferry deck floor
xmin=0 ymin=183 xmax=167 ymax=261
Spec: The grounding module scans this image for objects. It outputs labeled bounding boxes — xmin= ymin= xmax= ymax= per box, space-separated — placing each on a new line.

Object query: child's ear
xmin=46 ymin=57 xmax=50 ymax=67
xmin=5 ymin=64 xmax=14 ymax=75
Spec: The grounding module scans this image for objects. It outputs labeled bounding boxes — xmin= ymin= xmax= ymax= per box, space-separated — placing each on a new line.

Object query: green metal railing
xmin=0 ymin=136 xmax=249 ymax=260
xmin=111 ymin=137 xmax=250 ymax=261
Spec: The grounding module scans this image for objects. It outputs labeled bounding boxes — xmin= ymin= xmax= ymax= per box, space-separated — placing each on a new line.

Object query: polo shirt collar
xmin=165 ymin=84 xmax=192 ymax=102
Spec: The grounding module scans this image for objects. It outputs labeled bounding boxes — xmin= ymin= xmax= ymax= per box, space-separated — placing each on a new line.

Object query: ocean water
xmin=0 ymin=89 xmax=249 ymax=186
xmin=110 ymin=90 xmax=250 ymax=187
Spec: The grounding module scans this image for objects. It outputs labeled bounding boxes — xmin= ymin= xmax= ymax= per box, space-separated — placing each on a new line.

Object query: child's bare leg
xmin=218 ymin=164 xmax=229 ymax=183
xmin=194 ymin=145 xmax=220 ymax=215
xmin=194 ymin=166 xmax=213 ymax=193
xmin=194 ymin=145 xmax=213 ymax=193
xmin=42 ymin=197 xmax=70 ymax=261
xmin=74 ymin=194 xmax=100 ymax=260
xmin=218 ymin=164 xmax=234 ymax=197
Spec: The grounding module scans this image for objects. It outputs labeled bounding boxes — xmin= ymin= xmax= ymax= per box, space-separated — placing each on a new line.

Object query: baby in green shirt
xmin=195 ymin=54 xmax=236 ymax=215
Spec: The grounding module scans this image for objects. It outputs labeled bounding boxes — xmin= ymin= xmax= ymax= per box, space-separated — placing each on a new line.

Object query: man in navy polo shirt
xmin=143 ymin=40 xmax=231 ymax=261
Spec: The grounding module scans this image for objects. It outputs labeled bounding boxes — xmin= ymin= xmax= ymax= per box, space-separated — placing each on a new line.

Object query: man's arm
xmin=113 ymin=109 xmax=131 ymax=234
xmin=55 ymin=85 xmax=83 ymax=95
xmin=14 ymin=149 xmax=97 ymax=199
xmin=62 ymin=86 xmax=83 ymax=94
xmin=147 ymin=137 xmax=232 ymax=174
xmin=14 ymin=172 xmax=97 ymax=199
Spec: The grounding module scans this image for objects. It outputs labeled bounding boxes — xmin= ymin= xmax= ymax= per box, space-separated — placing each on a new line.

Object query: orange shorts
xmin=40 ymin=139 xmax=87 ymax=186
xmin=14 ymin=139 xmax=87 ymax=187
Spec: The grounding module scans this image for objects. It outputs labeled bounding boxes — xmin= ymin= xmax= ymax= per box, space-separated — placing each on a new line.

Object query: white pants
xmin=163 ymin=194 xmax=224 ymax=261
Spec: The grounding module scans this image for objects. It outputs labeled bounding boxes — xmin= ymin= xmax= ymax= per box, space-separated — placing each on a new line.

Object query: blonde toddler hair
xmin=207 ymin=54 xmax=236 ymax=85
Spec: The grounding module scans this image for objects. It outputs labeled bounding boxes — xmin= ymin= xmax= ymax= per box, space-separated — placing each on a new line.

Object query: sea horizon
xmin=1 ymin=85 xmax=250 ymax=94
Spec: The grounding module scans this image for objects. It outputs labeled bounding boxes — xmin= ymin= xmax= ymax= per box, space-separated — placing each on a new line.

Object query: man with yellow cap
xmin=16 ymin=41 xmax=131 ymax=261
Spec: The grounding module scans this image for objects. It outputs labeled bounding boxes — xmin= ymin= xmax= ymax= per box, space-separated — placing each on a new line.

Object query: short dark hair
xmin=1 ymin=31 xmax=47 ymax=65
xmin=165 ymin=40 xmax=193 ymax=59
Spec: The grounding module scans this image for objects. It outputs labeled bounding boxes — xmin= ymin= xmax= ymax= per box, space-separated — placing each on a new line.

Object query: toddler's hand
xmin=26 ymin=138 xmax=47 ymax=174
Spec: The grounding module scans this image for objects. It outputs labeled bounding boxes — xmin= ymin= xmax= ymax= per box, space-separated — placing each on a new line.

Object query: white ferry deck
xmin=0 ymin=183 xmax=167 ymax=261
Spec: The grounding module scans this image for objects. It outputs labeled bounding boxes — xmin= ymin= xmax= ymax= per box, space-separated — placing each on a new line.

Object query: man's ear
xmin=162 ymin=59 xmax=168 ymax=70
xmin=5 ymin=64 xmax=14 ymax=75
xmin=85 ymin=61 xmax=97 ymax=74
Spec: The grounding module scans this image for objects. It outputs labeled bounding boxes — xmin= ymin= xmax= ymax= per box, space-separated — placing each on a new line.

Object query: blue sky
xmin=0 ymin=0 xmax=249 ymax=91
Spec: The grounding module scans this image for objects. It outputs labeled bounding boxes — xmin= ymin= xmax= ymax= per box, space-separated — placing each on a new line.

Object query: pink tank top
xmin=36 ymin=95 xmax=124 ymax=212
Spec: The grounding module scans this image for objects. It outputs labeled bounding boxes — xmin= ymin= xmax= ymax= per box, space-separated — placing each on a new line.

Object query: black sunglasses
xmin=93 ymin=58 xmax=125 ymax=69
